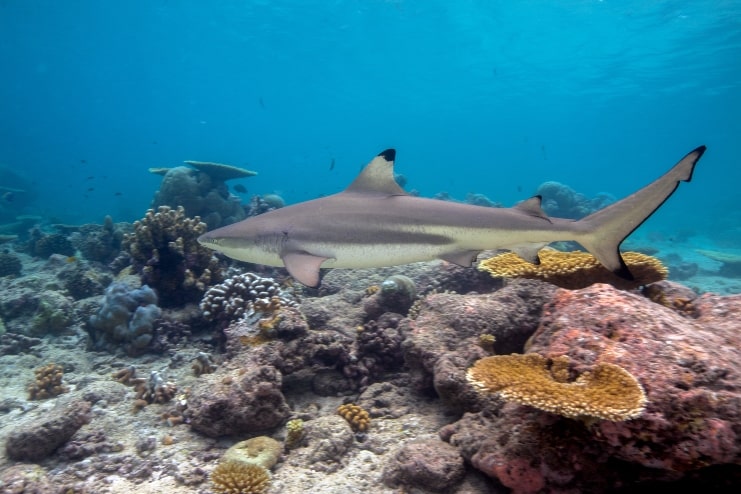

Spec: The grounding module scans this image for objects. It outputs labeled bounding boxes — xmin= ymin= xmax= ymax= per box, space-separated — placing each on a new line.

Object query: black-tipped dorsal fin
xmin=345 ymin=149 xmax=407 ymax=196
xmin=515 ymin=196 xmax=551 ymax=222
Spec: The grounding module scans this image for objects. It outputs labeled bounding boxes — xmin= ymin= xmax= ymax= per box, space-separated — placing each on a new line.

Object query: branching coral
xmin=200 ymin=272 xmax=295 ymax=328
xmin=478 ymin=249 xmax=667 ymax=289
xmin=28 ymin=363 xmax=68 ymax=400
xmin=210 ymin=461 xmax=271 ymax=494
xmin=122 ymin=206 xmax=224 ymax=307
xmin=467 ymin=353 xmax=647 ymax=421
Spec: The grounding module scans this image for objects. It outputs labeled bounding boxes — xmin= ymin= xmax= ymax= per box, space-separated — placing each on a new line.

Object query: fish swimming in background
xmin=199 ymin=146 xmax=706 ymax=287
xmin=233 ymin=184 xmax=247 ymax=194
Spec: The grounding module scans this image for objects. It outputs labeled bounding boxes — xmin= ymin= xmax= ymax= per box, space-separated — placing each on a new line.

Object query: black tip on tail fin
xmin=378 ymin=149 xmax=396 ymax=161
xmin=683 ymin=145 xmax=707 ymax=182
xmin=612 ymin=253 xmax=635 ymax=281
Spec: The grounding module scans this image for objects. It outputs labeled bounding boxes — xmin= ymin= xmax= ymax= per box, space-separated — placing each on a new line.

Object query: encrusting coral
xmin=210 ymin=461 xmax=271 ymax=494
xmin=478 ymin=249 xmax=667 ymax=289
xmin=28 ymin=363 xmax=68 ymax=400
xmin=337 ymin=403 xmax=371 ymax=432
xmin=221 ymin=436 xmax=282 ymax=469
xmin=466 ymin=353 xmax=647 ymax=421
xmin=121 ymin=206 xmax=224 ymax=307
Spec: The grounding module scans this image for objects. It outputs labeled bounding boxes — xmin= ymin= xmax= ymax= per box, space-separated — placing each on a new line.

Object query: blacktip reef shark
xmin=198 ymin=146 xmax=706 ymax=287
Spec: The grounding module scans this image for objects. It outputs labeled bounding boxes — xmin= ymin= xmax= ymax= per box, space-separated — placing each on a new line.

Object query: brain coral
xmin=467 ymin=353 xmax=647 ymax=421
xmin=122 ymin=206 xmax=224 ymax=307
xmin=478 ymin=249 xmax=667 ymax=290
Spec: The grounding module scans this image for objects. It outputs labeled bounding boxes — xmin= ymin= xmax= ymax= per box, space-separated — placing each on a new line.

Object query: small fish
xmin=2 ymin=191 xmax=13 ymax=202
xmin=66 ymin=256 xmax=77 ymax=263
xmin=86 ymin=176 xmax=95 ymax=180
xmin=87 ymin=187 xmax=94 ymax=192
xmin=233 ymin=184 xmax=247 ymax=194
xmin=80 ymin=159 xmax=87 ymax=163
xmin=329 ymin=158 xmax=335 ymax=171
xmin=114 ymin=192 xmax=122 ymax=196
xmin=259 ymin=97 xmax=265 ymax=109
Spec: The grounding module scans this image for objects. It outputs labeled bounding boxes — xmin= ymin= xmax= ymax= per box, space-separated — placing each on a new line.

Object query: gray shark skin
xmin=198 ymin=146 xmax=706 ymax=287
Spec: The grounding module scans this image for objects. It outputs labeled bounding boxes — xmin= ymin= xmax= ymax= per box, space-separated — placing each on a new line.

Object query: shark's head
xmin=197 ymin=222 xmax=283 ymax=266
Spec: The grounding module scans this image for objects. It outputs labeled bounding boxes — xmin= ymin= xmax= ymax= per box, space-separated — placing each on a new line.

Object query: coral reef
xmin=442 ymin=284 xmax=741 ymax=492
xmin=69 ymin=215 xmax=126 ymax=263
xmin=467 ymin=353 xmax=647 ymax=421
xmin=478 ymin=249 xmax=667 ymax=289
xmin=535 ymin=180 xmax=614 ymax=219
xmin=120 ymin=206 xmax=224 ymax=307
xmin=134 ymin=370 xmax=177 ymax=404
xmin=383 ymin=439 xmax=466 ymax=492
xmin=57 ymin=261 xmax=112 ymax=300
xmin=5 ymin=400 xmax=91 ymax=461
xmin=88 ymin=282 xmax=162 ymax=355
xmin=152 ymin=163 xmax=251 ymax=229
xmin=27 ymin=362 xmax=69 ymax=400
xmin=28 ymin=229 xmax=75 ymax=258
xmin=186 ymin=364 xmax=290 ymax=437
xmin=200 ymin=272 xmax=295 ymax=328
xmin=192 ymin=351 xmax=217 ymax=376
xmin=210 ymin=461 xmax=271 ymax=494
xmin=337 ymin=403 xmax=370 ymax=432
xmin=0 ymin=250 xmax=22 ymax=277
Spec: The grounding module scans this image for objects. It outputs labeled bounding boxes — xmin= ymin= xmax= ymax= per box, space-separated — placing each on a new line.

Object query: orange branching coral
xmin=337 ymin=403 xmax=371 ymax=432
xmin=478 ymin=249 xmax=667 ymax=290
xmin=210 ymin=461 xmax=271 ymax=494
xmin=28 ymin=363 xmax=68 ymax=400
xmin=467 ymin=353 xmax=647 ymax=421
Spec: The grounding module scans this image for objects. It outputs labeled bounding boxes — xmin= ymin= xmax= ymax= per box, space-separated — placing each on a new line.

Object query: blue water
xmin=1 ymin=1 xmax=739 ymax=242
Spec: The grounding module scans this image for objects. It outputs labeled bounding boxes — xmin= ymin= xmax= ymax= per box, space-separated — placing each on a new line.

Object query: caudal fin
xmin=576 ymin=146 xmax=707 ymax=280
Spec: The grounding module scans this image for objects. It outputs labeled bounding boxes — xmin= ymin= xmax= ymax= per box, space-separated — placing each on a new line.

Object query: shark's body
xmin=199 ymin=147 xmax=706 ymax=287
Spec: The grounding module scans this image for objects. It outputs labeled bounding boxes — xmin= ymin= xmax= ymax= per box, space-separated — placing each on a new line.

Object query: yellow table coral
xmin=466 ymin=353 xmax=647 ymax=421
xmin=478 ymin=249 xmax=667 ymax=289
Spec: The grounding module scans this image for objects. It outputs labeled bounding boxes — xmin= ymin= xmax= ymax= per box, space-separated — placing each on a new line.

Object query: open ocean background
xmin=1 ymin=0 xmax=739 ymax=244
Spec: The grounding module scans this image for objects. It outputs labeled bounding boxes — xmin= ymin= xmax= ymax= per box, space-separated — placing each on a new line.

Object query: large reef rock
xmin=444 ymin=284 xmax=741 ymax=492
xmin=400 ymin=279 xmax=557 ymax=410
xmin=5 ymin=400 xmax=91 ymax=461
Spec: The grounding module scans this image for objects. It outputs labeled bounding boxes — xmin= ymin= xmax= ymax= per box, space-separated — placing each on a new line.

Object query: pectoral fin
xmin=281 ymin=252 xmax=329 ymax=287
xmin=440 ymin=250 xmax=481 ymax=267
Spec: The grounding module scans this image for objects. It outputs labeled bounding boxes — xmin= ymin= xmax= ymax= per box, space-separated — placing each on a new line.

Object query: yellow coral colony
xmin=210 ymin=461 xmax=271 ymax=494
xmin=478 ymin=249 xmax=667 ymax=289
xmin=466 ymin=354 xmax=647 ymax=421
xmin=337 ymin=403 xmax=371 ymax=432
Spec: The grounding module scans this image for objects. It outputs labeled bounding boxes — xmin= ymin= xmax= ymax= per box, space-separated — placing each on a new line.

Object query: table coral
xmin=467 ymin=353 xmax=647 ymax=421
xmin=478 ymin=249 xmax=667 ymax=289
xmin=122 ymin=206 xmax=224 ymax=307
